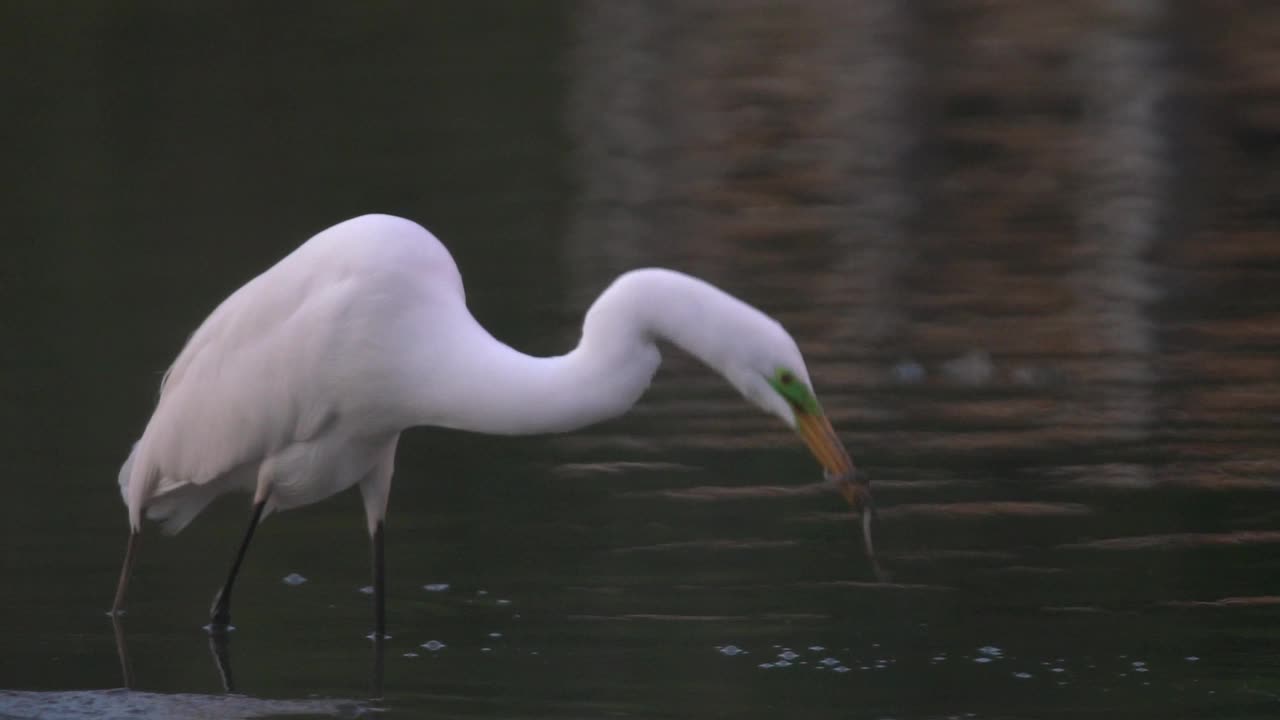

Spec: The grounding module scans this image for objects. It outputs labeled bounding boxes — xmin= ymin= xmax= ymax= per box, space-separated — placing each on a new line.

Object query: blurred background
xmin=3 ymin=1 xmax=1279 ymax=718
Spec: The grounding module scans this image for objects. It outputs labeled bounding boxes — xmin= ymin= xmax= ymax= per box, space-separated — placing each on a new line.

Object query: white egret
xmin=111 ymin=214 xmax=871 ymax=636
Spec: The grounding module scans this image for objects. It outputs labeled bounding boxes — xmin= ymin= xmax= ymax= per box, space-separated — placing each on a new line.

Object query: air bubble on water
xmin=423 ymin=583 xmax=450 ymax=592
xmin=403 ymin=652 xmax=418 ymax=658
xmin=774 ymin=660 xmax=792 ymax=668
xmin=719 ymin=645 xmax=744 ymax=656
xmin=974 ymin=657 xmax=993 ymax=664
xmin=497 ymin=599 xmax=512 ymax=605
xmin=477 ymin=590 xmax=489 ymax=596
xmin=809 ymin=645 xmax=825 ymax=652
xmin=1051 ymin=667 xmax=1065 ymax=673
xmin=421 ymin=640 xmax=446 ymax=651
xmin=820 ymin=657 xmax=840 ymax=667
xmin=1013 ymin=672 xmax=1032 ymax=679
xmin=481 ymin=647 xmax=492 ymax=652
xmin=358 ymin=586 xmax=374 ymax=595
xmin=1185 ymin=656 xmax=1200 ymax=662
xmin=779 ymin=651 xmax=799 ymax=661
xmin=489 ymin=632 xmax=503 ymax=639
xmin=759 ymin=662 xmax=775 ymax=669
xmin=833 ymin=666 xmax=851 ymax=673
xmin=977 ymin=646 xmax=1003 ymax=658
xmin=282 ymin=573 xmax=307 ymax=586
xmin=1134 ymin=667 xmax=1149 ymax=673
xmin=932 ymin=656 xmax=947 ymax=662
xmin=1132 ymin=660 xmax=1146 ymax=668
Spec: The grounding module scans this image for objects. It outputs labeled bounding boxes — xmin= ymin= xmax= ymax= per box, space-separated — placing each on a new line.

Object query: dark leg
xmin=370 ymin=631 xmax=385 ymax=701
xmin=111 ymin=531 xmax=139 ymax=616
xmin=208 ymin=626 xmax=235 ymax=692
xmin=209 ymin=499 xmax=267 ymax=628
xmin=111 ymin=613 xmax=135 ymax=689
xmin=371 ymin=520 xmax=386 ymax=639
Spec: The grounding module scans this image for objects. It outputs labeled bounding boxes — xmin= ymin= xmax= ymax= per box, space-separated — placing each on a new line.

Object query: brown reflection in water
xmin=551 ymin=461 xmax=699 ymax=478
xmin=885 ymin=549 xmax=1019 ymax=563
xmin=1160 ymin=596 xmax=1280 ymax=608
xmin=558 ymin=0 xmax=1278 ymax=629
xmin=559 ymin=0 xmax=1197 ymax=466
xmin=632 ymin=482 xmax=830 ymax=502
xmin=633 ymin=476 xmax=966 ymax=503
xmin=879 ymin=501 xmax=1093 ymax=519
xmin=1060 ymin=530 xmax=1280 ymax=551
xmin=564 ymin=0 xmax=917 ymax=404
xmin=1048 ymin=461 xmax=1280 ymax=491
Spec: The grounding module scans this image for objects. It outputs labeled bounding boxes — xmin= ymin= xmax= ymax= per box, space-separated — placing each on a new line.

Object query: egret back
xmin=121 ymin=215 xmax=463 ymax=532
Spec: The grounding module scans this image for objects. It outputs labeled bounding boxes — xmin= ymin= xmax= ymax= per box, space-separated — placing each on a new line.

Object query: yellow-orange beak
xmin=796 ymin=409 xmax=854 ymax=480
xmin=796 ymin=409 xmax=870 ymax=510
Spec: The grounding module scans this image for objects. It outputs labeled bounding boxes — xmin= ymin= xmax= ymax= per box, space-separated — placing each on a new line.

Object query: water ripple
xmin=1060 ymin=530 xmax=1280 ymax=551
xmin=880 ymin=501 xmax=1092 ymax=518
xmin=1159 ymin=596 xmax=1280 ymax=609
xmin=613 ymin=539 xmax=798 ymax=554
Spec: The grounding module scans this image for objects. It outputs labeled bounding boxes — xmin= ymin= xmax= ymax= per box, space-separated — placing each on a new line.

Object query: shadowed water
xmin=4 ymin=2 xmax=1280 ymax=718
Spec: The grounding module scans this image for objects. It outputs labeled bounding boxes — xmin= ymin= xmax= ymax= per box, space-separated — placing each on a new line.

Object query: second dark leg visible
xmin=210 ymin=499 xmax=268 ymax=628
xmin=371 ymin=520 xmax=385 ymax=639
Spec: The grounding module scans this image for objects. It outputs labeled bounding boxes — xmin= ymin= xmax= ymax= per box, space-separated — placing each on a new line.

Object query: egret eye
xmin=779 ymin=371 xmax=796 ymax=385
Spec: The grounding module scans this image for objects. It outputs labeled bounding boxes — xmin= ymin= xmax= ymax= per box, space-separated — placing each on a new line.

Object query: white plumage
xmin=121 ymin=215 xmax=462 ymax=535
xmin=112 ymin=214 xmax=859 ymax=632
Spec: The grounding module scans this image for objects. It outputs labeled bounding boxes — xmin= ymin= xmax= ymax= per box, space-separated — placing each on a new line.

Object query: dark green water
xmin=4 ymin=2 xmax=1280 ymax=718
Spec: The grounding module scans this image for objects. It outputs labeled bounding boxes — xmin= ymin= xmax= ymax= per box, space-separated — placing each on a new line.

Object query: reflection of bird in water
xmin=110 ymin=214 xmax=872 ymax=637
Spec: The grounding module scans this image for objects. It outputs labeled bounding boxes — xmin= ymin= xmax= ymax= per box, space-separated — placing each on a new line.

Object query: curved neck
xmin=412 ymin=269 xmax=767 ymax=436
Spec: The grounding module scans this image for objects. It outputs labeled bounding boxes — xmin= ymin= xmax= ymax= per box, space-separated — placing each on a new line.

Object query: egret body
xmin=112 ymin=214 xmax=865 ymax=635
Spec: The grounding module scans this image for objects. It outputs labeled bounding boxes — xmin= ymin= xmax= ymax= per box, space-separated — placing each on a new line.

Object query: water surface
xmin=4 ymin=2 xmax=1280 ymax=718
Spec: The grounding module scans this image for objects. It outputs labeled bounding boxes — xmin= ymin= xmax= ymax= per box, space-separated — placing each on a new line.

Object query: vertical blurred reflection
xmin=1071 ymin=0 xmax=1171 ymax=452
xmin=565 ymin=0 xmax=918 ymax=442
xmin=563 ymin=10 xmax=920 ymax=707
xmin=817 ymin=0 xmax=918 ymax=353
xmin=564 ymin=0 xmax=671 ymax=309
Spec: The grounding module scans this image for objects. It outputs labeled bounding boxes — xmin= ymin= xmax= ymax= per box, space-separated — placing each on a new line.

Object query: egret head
xmin=724 ymin=329 xmax=864 ymax=509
